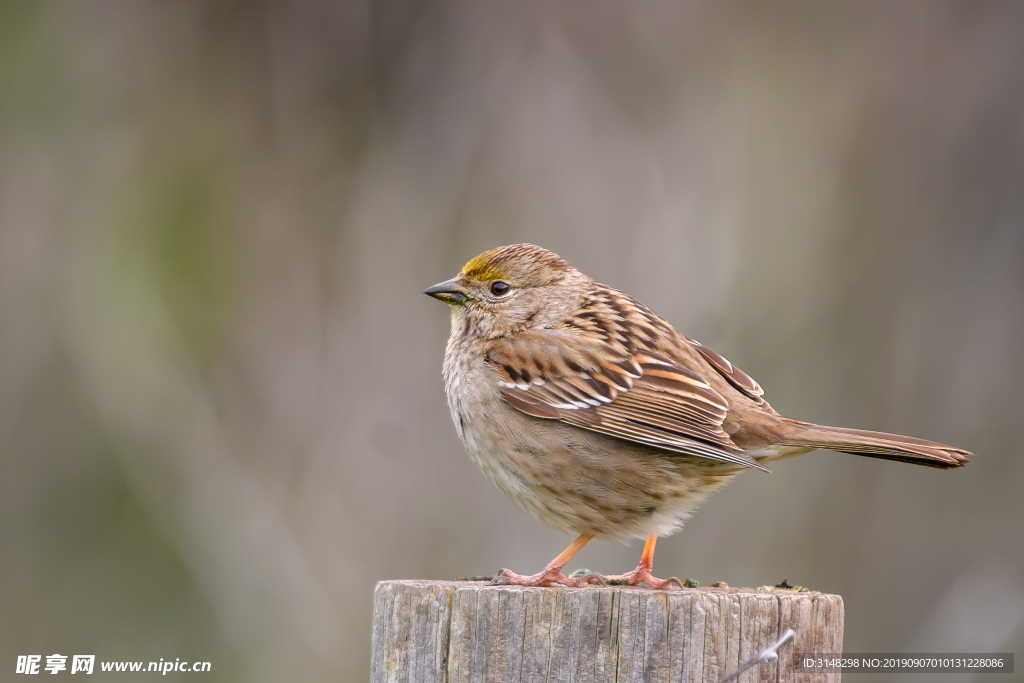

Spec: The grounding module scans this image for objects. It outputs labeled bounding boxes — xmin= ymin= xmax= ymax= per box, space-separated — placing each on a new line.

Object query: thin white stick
xmin=718 ymin=628 xmax=796 ymax=683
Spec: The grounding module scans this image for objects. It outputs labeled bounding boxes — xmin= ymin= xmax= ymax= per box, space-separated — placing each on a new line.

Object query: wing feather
xmin=487 ymin=330 xmax=765 ymax=470
xmin=689 ymin=338 xmax=765 ymax=402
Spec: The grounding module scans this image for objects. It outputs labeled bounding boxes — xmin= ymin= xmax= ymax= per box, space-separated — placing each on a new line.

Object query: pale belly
xmin=444 ymin=346 xmax=743 ymax=541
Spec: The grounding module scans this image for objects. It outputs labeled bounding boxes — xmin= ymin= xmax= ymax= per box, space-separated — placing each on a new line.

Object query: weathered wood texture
xmin=371 ymin=580 xmax=843 ymax=683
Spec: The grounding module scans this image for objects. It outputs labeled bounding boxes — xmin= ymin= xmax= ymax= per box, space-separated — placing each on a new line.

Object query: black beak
xmin=424 ymin=277 xmax=470 ymax=304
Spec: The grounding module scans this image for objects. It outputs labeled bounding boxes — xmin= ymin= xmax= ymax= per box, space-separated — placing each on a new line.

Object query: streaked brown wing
xmin=486 ymin=332 xmax=764 ymax=470
xmin=688 ymin=339 xmax=765 ymax=402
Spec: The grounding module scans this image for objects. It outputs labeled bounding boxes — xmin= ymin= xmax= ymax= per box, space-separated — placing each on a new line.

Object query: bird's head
xmin=425 ymin=244 xmax=587 ymax=338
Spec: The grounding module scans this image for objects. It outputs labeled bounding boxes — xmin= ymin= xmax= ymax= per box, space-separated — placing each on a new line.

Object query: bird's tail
xmin=777 ymin=418 xmax=971 ymax=469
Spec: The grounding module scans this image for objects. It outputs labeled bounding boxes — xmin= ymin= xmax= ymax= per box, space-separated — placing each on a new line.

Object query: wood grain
xmin=371 ymin=581 xmax=843 ymax=683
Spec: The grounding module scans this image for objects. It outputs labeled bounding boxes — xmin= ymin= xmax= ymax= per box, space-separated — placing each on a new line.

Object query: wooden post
xmin=371 ymin=580 xmax=843 ymax=683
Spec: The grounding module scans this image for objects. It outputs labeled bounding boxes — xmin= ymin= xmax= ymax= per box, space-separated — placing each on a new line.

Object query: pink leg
xmin=600 ymin=536 xmax=682 ymax=589
xmin=492 ymin=534 xmax=597 ymax=587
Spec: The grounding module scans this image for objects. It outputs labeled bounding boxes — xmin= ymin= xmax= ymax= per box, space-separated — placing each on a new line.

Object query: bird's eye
xmin=490 ymin=281 xmax=510 ymax=296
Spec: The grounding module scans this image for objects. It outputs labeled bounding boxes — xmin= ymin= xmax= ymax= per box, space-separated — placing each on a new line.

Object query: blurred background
xmin=1 ymin=1 xmax=1022 ymax=681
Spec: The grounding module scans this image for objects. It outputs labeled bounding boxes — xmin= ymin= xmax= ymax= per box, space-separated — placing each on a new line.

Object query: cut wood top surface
xmin=382 ymin=578 xmax=829 ymax=594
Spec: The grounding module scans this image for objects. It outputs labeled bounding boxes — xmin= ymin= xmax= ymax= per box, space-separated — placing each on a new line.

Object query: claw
xmin=599 ymin=568 xmax=683 ymax=590
xmin=490 ymin=568 xmax=515 ymax=586
xmin=574 ymin=572 xmax=608 ymax=586
xmin=490 ymin=567 xmax=587 ymax=587
xmin=490 ymin=533 xmax=596 ymax=587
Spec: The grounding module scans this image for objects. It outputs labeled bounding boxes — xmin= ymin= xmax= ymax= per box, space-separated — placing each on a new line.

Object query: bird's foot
xmin=491 ymin=566 xmax=595 ymax=588
xmin=597 ymin=564 xmax=683 ymax=590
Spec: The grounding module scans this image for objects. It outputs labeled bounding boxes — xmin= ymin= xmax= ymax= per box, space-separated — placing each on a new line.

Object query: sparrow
xmin=425 ymin=244 xmax=970 ymax=588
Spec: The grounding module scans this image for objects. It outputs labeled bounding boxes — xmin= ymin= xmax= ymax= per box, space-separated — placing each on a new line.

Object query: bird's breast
xmin=442 ymin=333 xmax=497 ymax=441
